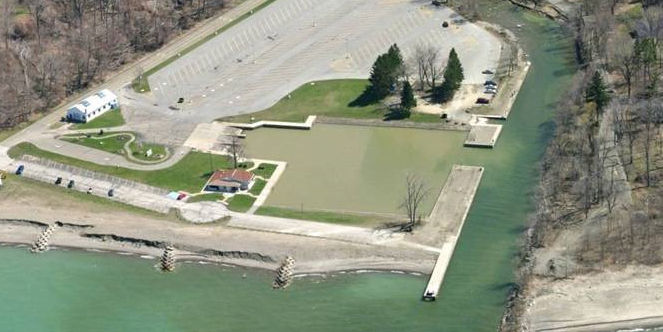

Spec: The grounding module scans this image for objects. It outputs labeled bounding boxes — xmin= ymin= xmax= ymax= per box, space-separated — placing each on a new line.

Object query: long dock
xmin=221 ymin=115 xmax=316 ymax=130
xmin=421 ymin=165 xmax=484 ymax=301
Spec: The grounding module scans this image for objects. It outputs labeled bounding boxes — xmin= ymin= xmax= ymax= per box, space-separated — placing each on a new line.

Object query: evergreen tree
xmin=434 ymin=48 xmax=464 ymax=102
xmin=368 ymin=44 xmax=405 ymax=101
xmin=400 ymin=81 xmax=416 ymax=111
xmin=368 ymin=54 xmax=393 ymax=100
xmin=586 ymin=71 xmax=609 ymax=120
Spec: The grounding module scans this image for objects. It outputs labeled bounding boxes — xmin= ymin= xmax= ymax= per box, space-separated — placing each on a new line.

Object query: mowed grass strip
xmin=133 ymin=0 xmax=277 ymax=92
xmin=252 ymin=163 xmax=277 ymax=179
xmin=61 ymin=133 xmax=132 ymax=155
xmin=255 ymin=206 xmax=394 ymax=226
xmin=227 ymin=194 xmax=256 ymax=212
xmin=248 ymin=178 xmax=266 ymax=196
xmin=218 ymin=79 xmax=441 ymax=123
xmin=71 ymin=109 xmax=125 ymax=130
xmin=8 ymin=142 xmax=251 ymax=193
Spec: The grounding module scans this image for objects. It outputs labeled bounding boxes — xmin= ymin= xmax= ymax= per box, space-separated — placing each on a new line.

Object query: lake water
xmin=0 ymin=3 xmax=576 ymax=332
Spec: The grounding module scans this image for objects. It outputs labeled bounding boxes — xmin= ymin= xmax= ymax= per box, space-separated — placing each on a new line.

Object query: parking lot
xmin=146 ymin=0 xmax=501 ymax=122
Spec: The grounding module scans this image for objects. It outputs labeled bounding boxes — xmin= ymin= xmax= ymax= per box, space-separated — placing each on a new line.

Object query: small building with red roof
xmin=204 ymin=169 xmax=255 ymax=193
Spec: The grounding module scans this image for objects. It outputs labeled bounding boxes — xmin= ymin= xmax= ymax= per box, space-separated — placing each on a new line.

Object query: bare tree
xmin=400 ymin=174 xmax=429 ymax=231
xmin=639 ymin=101 xmax=657 ymax=187
xmin=1 ymin=0 xmax=13 ymax=50
xmin=608 ymin=31 xmax=636 ymax=98
xmin=228 ymin=135 xmax=245 ymax=169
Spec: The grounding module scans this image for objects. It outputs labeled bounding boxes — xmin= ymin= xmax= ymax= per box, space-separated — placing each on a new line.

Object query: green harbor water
xmin=0 ymin=4 xmax=576 ymax=332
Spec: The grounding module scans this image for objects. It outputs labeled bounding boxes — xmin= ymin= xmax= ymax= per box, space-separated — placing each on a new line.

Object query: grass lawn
xmin=253 ymin=163 xmax=277 ymax=179
xmin=133 ymin=0 xmax=277 ymax=93
xmin=72 ymin=109 xmax=125 ymax=129
xmin=8 ymin=142 xmax=252 ymax=193
xmin=61 ymin=133 xmax=131 ymax=156
xmin=187 ymin=193 xmax=225 ymax=203
xmin=218 ymin=79 xmax=441 ymax=123
xmin=249 ymin=178 xmax=266 ymax=196
xmin=255 ymin=206 xmax=394 ymax=226
xmin=129 ymin=140 xmax=168 ymax=161
xmin=219 ymin=80 xmax=384 ymax=123
xmin=227 ymin=194 xmax=256 ymax=212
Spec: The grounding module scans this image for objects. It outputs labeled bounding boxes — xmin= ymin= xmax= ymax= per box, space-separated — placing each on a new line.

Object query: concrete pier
xmin=464 ymin=124 xmax=503 ymax=148
xmin=420 ymin=165 xmax=484 ymax=301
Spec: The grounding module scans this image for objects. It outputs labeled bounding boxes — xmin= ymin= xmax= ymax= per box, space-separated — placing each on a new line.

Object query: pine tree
xmin=400 ymin=81 xmax=416 ymax=111
xmin=368 ymin=44 xmax=405 ymax=101
xmin=435 ymin=48 xmax=464 ymax=102
xmin=368 ymin=54 xmax=393 ymax=100
xmin=586 ymin=71 xmax=609 ymax=120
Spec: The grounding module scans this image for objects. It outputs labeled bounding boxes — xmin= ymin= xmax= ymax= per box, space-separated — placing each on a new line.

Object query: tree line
xmin=359 ymin=43 xmax=464 ymax=120
xmin=0 ymin=0 xmax=229 ymax=129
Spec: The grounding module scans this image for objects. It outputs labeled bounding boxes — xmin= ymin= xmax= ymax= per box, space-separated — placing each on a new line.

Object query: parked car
xmin=108 ymin=189 xmax=114 ymax=197
xmin=67 ymin=180 xmax=75 ymax=189
xmin=484 ymin=90 xmax=497 ymax=95
xmin=55 ymin=177 xmax=62 ymax=185
xmin=476 ymin=98 xmax=490 ymax=104
xmin=482 ymin=70 xmax=495 ymax=75
xmin=15 ymin=165 xmax=24 ymax=175
xmin=484 ymin=80 xmax=498 ymax=86
xmin=442 ymin=21 xmax=449 ymax=28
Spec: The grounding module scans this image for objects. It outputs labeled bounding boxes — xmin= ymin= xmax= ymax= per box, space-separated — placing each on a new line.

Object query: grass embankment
xmin=8 ymin=142 xmax=251 ymax=193
xmin=132 ymin=0 xmax=277 ymax=92
xmin=0 ymin=174 xmax=173 ymax=220
xmin=71 ymin=109 xmax=125 ymax=130
xmin=219 ymin=79 xmax=442 ymax=123
xmin=227 ymin=194 xmax=256 ymax=212
xmin=255 ymin=206 xmax=394 ymax=226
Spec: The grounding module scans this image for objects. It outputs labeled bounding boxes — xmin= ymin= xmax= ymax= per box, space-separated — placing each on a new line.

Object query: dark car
xmin=485 ymin=80 xmax=497 ymax=86
xmin=442 ymin=21 xmax=449 ymax=28
xmin=476 ymin=98 xmax=490 ymax=104
xmin=15 ymin=165 xmax=24 ymax=175
xmin=482 ymin=70 xmax=495 ymax=75
xmin=55 ymin=177 xmax=62 ymax=185
xmin=67 ymin=180 xmax=75 ymax=189
xmin=108 ymin=189 xmax=114 ymax=197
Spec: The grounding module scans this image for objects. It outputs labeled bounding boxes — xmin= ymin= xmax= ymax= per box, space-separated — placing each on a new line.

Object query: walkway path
xmin=418 ymin=165 xmax=484 ymax=300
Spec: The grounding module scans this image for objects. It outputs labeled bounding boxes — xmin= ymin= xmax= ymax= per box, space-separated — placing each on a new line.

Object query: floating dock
xmin=464 ymin=124 xmax=503 ymax=148
xmin=421 ymin=165 xmax=483 ymax=301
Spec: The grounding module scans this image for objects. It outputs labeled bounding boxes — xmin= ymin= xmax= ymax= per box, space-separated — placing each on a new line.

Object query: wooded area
xmin=0 ymin=0 xmax=231 ymax=129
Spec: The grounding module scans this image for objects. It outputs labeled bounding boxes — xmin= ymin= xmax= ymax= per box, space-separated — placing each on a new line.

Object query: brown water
xmin=246 ymin=124 xmax=471 ymax=214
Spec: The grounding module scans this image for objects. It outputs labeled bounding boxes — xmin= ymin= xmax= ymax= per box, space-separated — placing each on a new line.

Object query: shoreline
xmin=0 ymin=240 xmax=427 ymax=279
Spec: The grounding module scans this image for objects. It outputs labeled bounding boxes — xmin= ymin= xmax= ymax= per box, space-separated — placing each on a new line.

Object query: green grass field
xmin=218 ymin=79 xmax=441 ymax=123
xmin=249 ymin=178 xmax=267 ymax=196
xmin=8 ymin=142 xmax=251 ymax=193
xmin=61 ymin=133 xmax=131 ymax=155
xmin=129 ymin=140 xmax=168 ymax=161
xmin=133 ymin=0 xmax=277 ymax=92
xmin=253 ymin=163 xmax=277 ymax=179
xmin=72 ymin=109 xmax=125 ymax=129
xmin=255 ymin=206 xmax=394 ymax=226
xmin=227 ymin=194 xmax=256 ymax=212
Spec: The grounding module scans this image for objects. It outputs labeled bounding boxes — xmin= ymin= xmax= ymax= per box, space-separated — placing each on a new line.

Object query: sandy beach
xmin=0 ymin=175 xmax=437 ymax=275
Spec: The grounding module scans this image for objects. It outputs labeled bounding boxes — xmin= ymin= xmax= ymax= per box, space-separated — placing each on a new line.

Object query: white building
xmin=65 ymin=89 xmax=119 ymax=123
